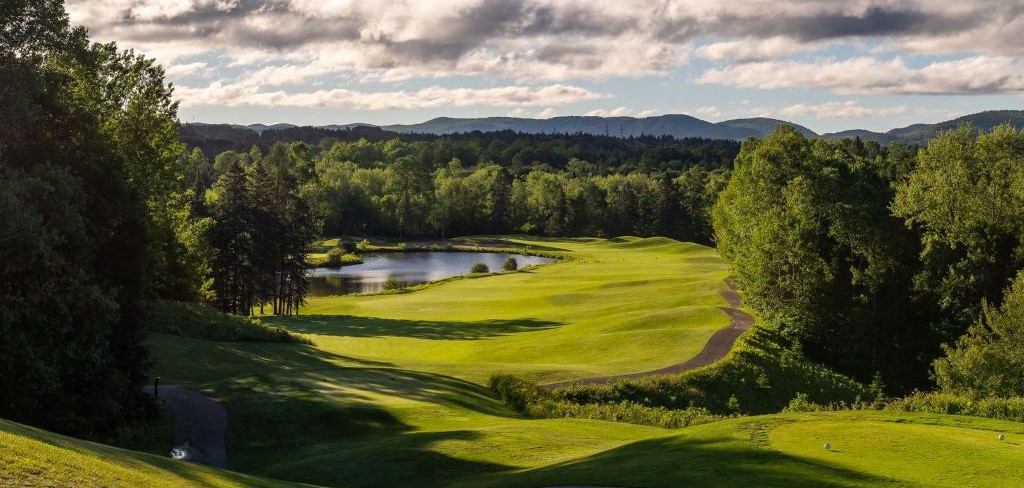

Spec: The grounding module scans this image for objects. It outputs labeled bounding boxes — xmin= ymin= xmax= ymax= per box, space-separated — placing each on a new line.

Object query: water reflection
xmin=307 ymin=252 xmax=555 ymax=296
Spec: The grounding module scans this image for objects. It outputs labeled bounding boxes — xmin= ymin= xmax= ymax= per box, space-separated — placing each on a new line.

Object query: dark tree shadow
xmin=466 ymin=434 xmax=896 ymax=488
xmin=265 ymin=315 xmax=563 ymax=340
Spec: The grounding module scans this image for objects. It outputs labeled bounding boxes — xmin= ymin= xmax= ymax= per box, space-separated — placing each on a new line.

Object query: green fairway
xmin=273 ymin=236 xmax=732 ymax=384
xmin=134 ymin=236 xmax=1024 ymax=487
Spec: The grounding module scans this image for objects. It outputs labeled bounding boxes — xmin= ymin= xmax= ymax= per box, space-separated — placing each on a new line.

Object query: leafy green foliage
xmin=553 ymin=326 xmax=869 ymax=415
xmin=0 ymin=0 xmax=184 ymax=437
xmin=502 ymin=257 xmax=518 ymax=271
xmin=893 ymin=124 xmax=1024 ymax=325
xmin=933 ymin=272 xmax=1024 ymax=397
xmin=712 ymin=126 xmax=926 ymax=388
xmin=471 ymin=262 xmax=490 ymax=274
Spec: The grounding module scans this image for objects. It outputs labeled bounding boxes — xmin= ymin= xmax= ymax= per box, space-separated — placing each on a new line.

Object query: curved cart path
xmin=543 ymin=279 xmax=753 ymax=389
xmin=143 ymin=384 xmax=228 ymax=468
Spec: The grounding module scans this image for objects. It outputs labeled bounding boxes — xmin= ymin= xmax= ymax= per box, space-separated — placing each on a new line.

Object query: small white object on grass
xmin=999 ymin=434 xmax=1006 ymax=441
xmin=824 ymin=442 xmax=831 ymax=450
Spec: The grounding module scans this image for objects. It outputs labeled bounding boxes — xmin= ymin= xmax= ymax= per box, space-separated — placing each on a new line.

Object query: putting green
xmin=273 ymin=236 xmax=732 ymax=384
xmin=770 ymin=418 xmax=1024 ymax=487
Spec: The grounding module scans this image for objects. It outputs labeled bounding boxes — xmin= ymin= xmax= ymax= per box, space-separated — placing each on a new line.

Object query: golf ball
xmin=999 ymin=434 xmax=1006 ymax=441
xmin=824 ymin=443 xmax=831 ymax=450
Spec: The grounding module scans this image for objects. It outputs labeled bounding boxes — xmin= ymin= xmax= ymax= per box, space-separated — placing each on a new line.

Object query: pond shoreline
xmin=306 ymin=243 xmax=565 ymax=296
xmin=307 ymin=237 xmax=570 ymax=269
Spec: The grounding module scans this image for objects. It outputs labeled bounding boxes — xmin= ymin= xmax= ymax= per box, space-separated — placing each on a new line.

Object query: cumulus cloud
xmin=173 ymin=82 xmax=603 ymax=109
xmin=63 ymin=0 xmax=1024 ymax=110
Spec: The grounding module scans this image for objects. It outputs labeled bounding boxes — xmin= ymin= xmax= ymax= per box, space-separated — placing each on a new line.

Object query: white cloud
xmin=637 ymin=109 xmax=658 ymax=117
xmin=164 ymin=62 xmax=210 ymax=79
xmin=778 ymin=101 xmax=908 ymax=118
xmin=584 ymin=106 xmax=633 ymax=117
xmin=695 ymin=37 xmax=808 ymax=62
xmin=697 ymin=56 xmax=1024 ymax=95
xmin=536 ymin=107 xmax=558 ymax=118
xmin=173 ymin=83 xmax=603 ymax=109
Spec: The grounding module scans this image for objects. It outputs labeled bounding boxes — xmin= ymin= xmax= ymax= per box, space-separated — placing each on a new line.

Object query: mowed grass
xmin=462 ymin=411 xmax=1024 ymax=488
xmin=272 ymin=236 xmax=732 ymax=384
xmin=132 ymin=235 xmax=1024 ymax=487
xmin=0 ymin=418 xmax=306 ymax=488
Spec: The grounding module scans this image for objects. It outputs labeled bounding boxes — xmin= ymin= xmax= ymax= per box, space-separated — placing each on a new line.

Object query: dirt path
xmin=543 ymin=279 xmax=753 ymax=389
xmin=144 ymin=384 xmax=228 ymax=468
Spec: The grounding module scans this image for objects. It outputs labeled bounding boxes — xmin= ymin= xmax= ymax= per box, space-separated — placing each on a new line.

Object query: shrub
xmin=488 ymin=373 xmax=722 ymax=429
xmin=885 ymin=391 xmax=1024 ymax=422
xmin=356 ymin=239 xmax=372 ymax=251
xmin=489 ymin=373 xmax=543 ymax=413
xmin=383 ymin=277 xmax=403 ymax=290
xmin=551 ymin=326 xmax=869 ymax=415
xmin=471 ymin=262 xmax=490 ymax=274
xmin=340 ymin=240 xmax=357 ymax=253
xmin=503 ymin=257 xmax=518 ymax=271
xmin=325 ymin=247 xmax=345 ymax=267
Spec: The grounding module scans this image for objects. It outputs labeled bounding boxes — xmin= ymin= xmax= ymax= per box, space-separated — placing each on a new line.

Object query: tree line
xmin=713 ymin=125 xmax=1024 ymax=396
xmin=187 ymin=139 xmax=730 ymax=246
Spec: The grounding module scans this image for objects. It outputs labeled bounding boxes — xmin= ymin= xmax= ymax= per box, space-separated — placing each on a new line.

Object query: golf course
xmin=8 ymin=236 xmax=1014 ymax=488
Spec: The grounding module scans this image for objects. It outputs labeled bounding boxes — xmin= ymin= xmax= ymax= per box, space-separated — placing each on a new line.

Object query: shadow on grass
xmin=267 ymin=315 xmax=563 ymax=340
xmin=469 ymin=432 xmax=894 ymax=488
xmin=150 ymin=333 xmax=525 ymax=487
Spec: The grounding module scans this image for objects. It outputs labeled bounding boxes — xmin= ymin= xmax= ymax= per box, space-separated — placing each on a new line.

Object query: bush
xmin=885 ymin=392 xmax=1024 ymax=422
xmin=551 ymin=326 xmax=869 ymax=415
xmin=471 ymin=262 xmax=490 ymax=274
xmin=356 ymin=239 xmax=372 ymax=251
xmin=503 ymin=257 xmax=518 ymax=271
xmin=144 ymin=300 xmax=308 ymax=343
xmin=488 ymin=373 xmax=722 ymax=429
xmin=340 ymin=240 xmax=357 ymax=253
xmin=325 ymin=247 xmax=345 ymax=267
xmin=383 ymin=277 xmax=403 ymax=290
xmin=531 ymin=400 xmax=720 ymax=429
xmin=489 ymin=373 xmax=544 ymax=413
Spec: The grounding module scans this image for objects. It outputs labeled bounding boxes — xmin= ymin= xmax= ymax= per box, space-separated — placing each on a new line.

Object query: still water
xmin=307 ymin=252 xmax=555 ymax=296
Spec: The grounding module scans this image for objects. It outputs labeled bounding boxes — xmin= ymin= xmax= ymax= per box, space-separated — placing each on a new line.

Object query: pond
xmin=307 ymin=251 xmax=556 ymax=296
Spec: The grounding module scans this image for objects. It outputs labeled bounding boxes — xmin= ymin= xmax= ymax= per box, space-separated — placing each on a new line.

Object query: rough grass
xmin=0 ymin=418 xmax=307 ymax=487
xmin=145 ymin=300 xmax=308 ymax=343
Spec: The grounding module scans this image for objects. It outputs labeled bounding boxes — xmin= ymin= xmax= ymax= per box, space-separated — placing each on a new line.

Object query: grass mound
xmin=0 ymin=417 xmax=304 ymax=487
xmin=144 ymin=300 xmax=308 ymax=343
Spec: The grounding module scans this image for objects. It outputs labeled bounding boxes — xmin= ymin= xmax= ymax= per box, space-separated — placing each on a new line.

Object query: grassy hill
xmin=0 ymin=417 xmax=307 ymax=487
xmin=16 ymin=235 xmax=1023 ymax=487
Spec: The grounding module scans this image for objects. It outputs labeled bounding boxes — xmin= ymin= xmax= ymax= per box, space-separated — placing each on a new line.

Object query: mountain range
xmin=220 ymin=110 xmax=1024 ymax=146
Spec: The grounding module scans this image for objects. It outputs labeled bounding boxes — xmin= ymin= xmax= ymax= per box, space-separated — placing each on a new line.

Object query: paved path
xmin=144 ymin=384 xmax=228 ymax=468
xmin=543 ymin=279 xmax=754 ymax=389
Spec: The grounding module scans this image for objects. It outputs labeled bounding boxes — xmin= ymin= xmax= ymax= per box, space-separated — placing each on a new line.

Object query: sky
xmin=65 ymin=0 xmax=1024 ymax=134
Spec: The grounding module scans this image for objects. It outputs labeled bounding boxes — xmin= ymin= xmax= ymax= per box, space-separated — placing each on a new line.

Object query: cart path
xmin=143 ymin=384 xmax=228 ymax=468
xmin=543 ymin=279 xmax=753 ymax=389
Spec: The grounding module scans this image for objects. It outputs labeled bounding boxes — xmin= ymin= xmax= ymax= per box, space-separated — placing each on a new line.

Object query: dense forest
xmin=186 ymin=138 xmax=733 ymax=244
xmin=713 ymin=125 xmax=1024 ymax=392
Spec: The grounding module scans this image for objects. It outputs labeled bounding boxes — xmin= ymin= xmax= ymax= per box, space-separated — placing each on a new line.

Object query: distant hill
xmin=381 ymin=114 xmax=814 ymax=140
xmin=820 ymin=110 xmax=1024 ymax=145
xmin=189 ymin=109 xmax=1024 ymax=148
